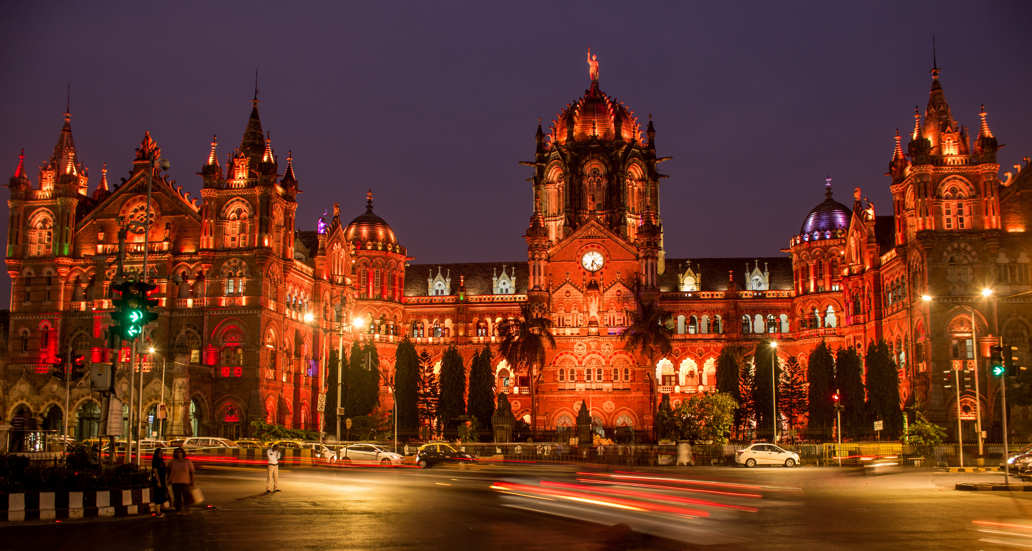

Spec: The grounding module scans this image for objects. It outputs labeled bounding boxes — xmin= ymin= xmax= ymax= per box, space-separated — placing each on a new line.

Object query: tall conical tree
xmin=807 ymin=341 xmax=836 ymax=439
xmin=865 ymin=340 xmax=902 ymax=438
xmin=751 ymin=340 xmax=782 ymax=441
xmin=416 ymin=350 xmax=439 ymax=439
xmin=716 ymin=345 xmax=743 ymax=400
xmin=468 ymin=344 xmax=495 ymax=438
xmin=324 ymin=348 xmax=345 ymax=436
xmin=438 ymin=345 xmax=466 ymax=438
xmin=835 ymin=347 xmax=866 ymax=438
xmin=347 ymin=342 xmax=380 ymax=417
xmin=394 ymin=338 xmax=419 ymax=438
xmin=778 ymin=356 xmax=808 ymax=433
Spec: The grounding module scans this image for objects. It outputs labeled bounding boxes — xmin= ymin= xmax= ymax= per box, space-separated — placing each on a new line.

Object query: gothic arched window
xmin=27 ymin=211 xmax=54 ymax=257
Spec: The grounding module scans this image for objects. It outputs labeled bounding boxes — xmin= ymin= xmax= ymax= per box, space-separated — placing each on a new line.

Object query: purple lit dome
xmin=799 ymin=178 xmax=850 ymax=237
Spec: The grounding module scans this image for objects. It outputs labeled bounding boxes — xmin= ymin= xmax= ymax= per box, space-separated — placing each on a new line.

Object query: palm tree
xmin=498 ymin=303 xmax=555 ymax=436
xmin=621 ymin=293 xmax=673 ymax=437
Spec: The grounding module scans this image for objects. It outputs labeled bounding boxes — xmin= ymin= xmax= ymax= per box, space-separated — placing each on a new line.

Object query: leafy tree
xmin=905 ymin=410 xmax=946 ymax=457
xmin=807 ymin=341 xmax=836 ymax=439
xmin=416 ymin=350 xmax=439 ymax=439
xmin=716 ymin=345 xmax=743 ymax=401
xmin=457 ymin=415 xmax=479 ymax=443
xmin=737 ymin=355 xmax=755 ymax=437
xmin=394 ymin=338 xmax=419 ymax=438
xmin=324 ymin=348 xmax=344 ymax=436
xmin=751 ymin=340 xmax=782 ymax=441
xmin=673 ymin=392 xmax=738 ymax=443
xmin=438 ymin=345 xmax=466 ymax=438
xmin=620 ymin=294 xmax=672 ymax=433
xmin=835 ymin=347 xmax=866 ymax=438
xmin=865 ymin=340 xmax=902 ymax=438
xmin=778 ymin=356 xmax=808 ymax=434
xmin=499 ymin=304 xmax=555 ymax=435
xmin=467 ymin=344 xmax=495 ymax=438
xmin=346 ymin=342 xmax=380 ymax=417
xmin=655 ymin=394 xmax=677 ymax=441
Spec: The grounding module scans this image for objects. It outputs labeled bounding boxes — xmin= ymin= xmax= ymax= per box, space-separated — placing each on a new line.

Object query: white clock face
xmin=581 ymin=251 xmax=604 ymax=272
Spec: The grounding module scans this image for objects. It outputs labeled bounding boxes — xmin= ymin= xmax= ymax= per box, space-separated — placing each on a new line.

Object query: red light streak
xmin=490 ymin=481 xmax=710 ymax=517
xmin=575 ymin=477 xmax=763 ymax=499
xmin=540 ymin=480 xmax=758 ymax=512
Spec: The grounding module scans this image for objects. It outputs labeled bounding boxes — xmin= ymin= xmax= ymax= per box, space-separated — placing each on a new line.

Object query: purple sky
xmin=2 ymin=1 xmax=1030 ymax=308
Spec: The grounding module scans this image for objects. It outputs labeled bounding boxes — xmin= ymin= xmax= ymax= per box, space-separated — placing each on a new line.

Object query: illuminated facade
xmin=5 ymin=58 xmax=1032 ymax=440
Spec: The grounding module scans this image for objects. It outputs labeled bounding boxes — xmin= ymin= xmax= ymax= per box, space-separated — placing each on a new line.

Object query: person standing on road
xmin=168 ymin=447 xmax=195 ymax=513
xmin=150 ymin=447 xmax=169 ymax=516
xmin=266 ymin=444 xmax=282 ymax=493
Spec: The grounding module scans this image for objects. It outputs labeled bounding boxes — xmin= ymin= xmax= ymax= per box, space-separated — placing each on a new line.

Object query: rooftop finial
xmin=65 ymin=83 xmax=71 ymax=118
xmin=262 ymin=132 xmax=273 ymax=163
xmin=931 ymin=35 xmax=940 ymax=80
xmin=252 ymin=68 xmax=260 ymax=107
xmin=366 ymin=189 xmax=374 ymax=212
xmin=892 ymin=128 xmax=904 ymax=160
xmin=824 ymin=176 xmax=833 ymax=199
xmin=911 ymin=105 xmax=922 ymax=140
xmin=207 ymin=134 xmax=218 ymax=166
xmin=13 ymin=148 xmax=26 ymax=179
xmin=99 ymin=162 xmax=109 ymax=191
xmin=586 ymin=48 xmax=599 ymax=82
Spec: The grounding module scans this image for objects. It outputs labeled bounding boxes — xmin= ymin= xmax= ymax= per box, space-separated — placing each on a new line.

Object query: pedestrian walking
xmin=168 ymin=447 xmax=195 ymax=513
xmin=150 ymin=448 xmax=169 ymax=516
xmin=266 ymin=443 xmax=282 ymax=493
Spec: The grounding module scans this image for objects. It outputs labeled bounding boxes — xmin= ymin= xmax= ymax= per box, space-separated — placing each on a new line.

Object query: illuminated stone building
xmin=5 ymin=57 xmax=1032 ymax=440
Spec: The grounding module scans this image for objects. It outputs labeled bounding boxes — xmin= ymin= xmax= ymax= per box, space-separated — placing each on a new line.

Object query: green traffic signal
xmin=990 ymin=345 xmax=1005 ymax=377
xmin=109 ymin=280 xmax=159 ymax=341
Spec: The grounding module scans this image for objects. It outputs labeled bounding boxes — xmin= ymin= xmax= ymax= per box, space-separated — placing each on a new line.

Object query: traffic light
xmin=832 ymin=391 xmax=842 ymax=410
xmin=990 ymin=345 xmax=1005 ymax=377
xmin=48 ymin=359 xmax=67 ymax=380
xmin=110 ymin=280 xmax=158 ymax=341
xmin=1006 ymin=345 xmax=1022 ymax=377
xmin=71 ymin=354 xmax=88 ymax=379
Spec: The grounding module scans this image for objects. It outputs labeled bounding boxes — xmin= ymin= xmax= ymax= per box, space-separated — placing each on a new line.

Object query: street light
xmin=769 ymin=340 xmax=778 ymax=443
xmin=303 ymin=311 xmax=314 ymax=324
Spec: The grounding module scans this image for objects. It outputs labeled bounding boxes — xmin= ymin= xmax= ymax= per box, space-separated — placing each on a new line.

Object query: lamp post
xmin=922 ymin=294 xmax=963 ymax=466
xmin=769 ymin=340 xmax=778 ymax=443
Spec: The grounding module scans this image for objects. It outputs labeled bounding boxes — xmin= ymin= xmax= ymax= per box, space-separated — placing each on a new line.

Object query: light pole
xmin=151 ymin=346 xmax=167 ymax=440
xmin=769 ymin=340 xmax=778 ymax=443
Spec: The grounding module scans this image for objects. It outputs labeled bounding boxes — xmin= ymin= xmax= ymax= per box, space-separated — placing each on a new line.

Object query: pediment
xmin=549 ymin=218 xmax=637 ymax=260
xmin=79 ymin=169 xmax=201 ymax=228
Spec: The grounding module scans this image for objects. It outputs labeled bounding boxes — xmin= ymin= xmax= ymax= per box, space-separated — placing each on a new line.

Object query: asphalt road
xmin=4 ymin=463 xmax=1032 ymax=550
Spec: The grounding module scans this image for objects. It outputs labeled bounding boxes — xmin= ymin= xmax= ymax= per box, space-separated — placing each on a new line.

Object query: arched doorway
xmin=75 ymin=401 xmax=101 ymax=441
xmin=189 ymin=398 xmax=203 ymax=436
xmin=219 ymin=404 xmax=243 ymax=439
xmin=42 ymin=405 xmax=63 ymax=433
xmin=144 ymin=404 xmax=159 ymax=439
xmin=10 ymin=405 xmax=35 ymax=452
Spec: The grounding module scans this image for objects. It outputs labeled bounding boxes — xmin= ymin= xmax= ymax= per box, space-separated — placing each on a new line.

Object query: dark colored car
xmin=415 ymin=443 xmax=474 ymax=468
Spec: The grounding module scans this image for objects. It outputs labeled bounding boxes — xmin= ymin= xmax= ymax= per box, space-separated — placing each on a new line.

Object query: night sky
xmin=2 ymin=1 xmax=1030 ymax=308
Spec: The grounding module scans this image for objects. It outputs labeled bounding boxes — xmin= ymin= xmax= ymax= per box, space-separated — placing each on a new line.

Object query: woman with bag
xmin=168 ymin=447 xmax=196 ymax=513
xmin=150 ymin=448 xmax=169 ymax=517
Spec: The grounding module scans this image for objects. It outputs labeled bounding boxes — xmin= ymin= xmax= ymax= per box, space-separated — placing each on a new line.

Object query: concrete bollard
xmin=122 ymin=489 xmax=136 ymax=515
xmin=39 ymin=492 xmax=56 ymax=520
xmin=8 ymin=493 xmax=25 ymax=522
xmin=97 ymin=491 xmax=114 ymax=517
xmin=68 ymin=491 xmax=84 ymax=519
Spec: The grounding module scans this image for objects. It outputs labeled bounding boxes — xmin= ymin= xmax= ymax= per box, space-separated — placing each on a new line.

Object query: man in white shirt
xmin=266 ymin=444 xmax=282 ymax=493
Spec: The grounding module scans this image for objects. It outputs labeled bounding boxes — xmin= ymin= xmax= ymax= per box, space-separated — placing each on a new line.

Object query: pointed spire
xmin=240 ymin=80 xmax=265 ymax=162
xmin=892 ymin=129 xmax=904 ymax=161
xmin=13 ymin=148 xmax=26 ymax=180
xmin=282 ymin=150 xmax=297 ymax=186
xmin=262 ymin=132 xmax=274 ymax=163
xmin=99 ymin=162 xmax=109 ymax=191
xmin=911 ymin=105 xmax=922 ymax=141
xmin=824 ymin=176 xmax=833 ymax=199
xmin=978 ymin=104 xmax=994 ymax=138
xmin=366 ymin=189 xmax=375 ymax=212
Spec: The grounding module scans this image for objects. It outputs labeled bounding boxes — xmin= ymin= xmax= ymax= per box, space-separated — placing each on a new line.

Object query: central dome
xmin=550 ymin=81 xmax=642 ymax=146
xmin=345 ymin=191 xmax=398 ymax=246
xmin=799 ymin=179 xmax=850 ymax=238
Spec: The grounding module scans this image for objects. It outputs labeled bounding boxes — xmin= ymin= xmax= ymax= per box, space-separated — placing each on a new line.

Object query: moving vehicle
xmin=414 ymin=442 xmax=474 ymax=468
xmin=340 ymin=443 xmax=403 ymax=465
xmin=302 ymin=442 xmax=337 ymax=461
xmin=168 ymin=437 xmax=239 ymax=450
xmin=735 ymin=443 xmax=800 ymax=467
xmin=1005 ymin=444 xmax=1032 ymax=473
xmin=234 ymin=438 xmax=264 ymax=450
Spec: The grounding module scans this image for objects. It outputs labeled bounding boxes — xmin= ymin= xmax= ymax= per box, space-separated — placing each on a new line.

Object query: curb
xmin=955 ymin=483 xmax=1032 ymax=491
xmin=0 ymin=488 xmax=152 ymax=523
xmin=944 ymin=467 xmax=1001 ymax=473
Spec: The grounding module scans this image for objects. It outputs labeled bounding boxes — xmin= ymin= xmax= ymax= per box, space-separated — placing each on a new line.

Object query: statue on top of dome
xmin=587 ymin=49 xmax=599 ymax=82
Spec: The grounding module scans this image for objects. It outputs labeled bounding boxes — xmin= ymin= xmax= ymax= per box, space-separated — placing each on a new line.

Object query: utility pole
xmin=969 ymin=308 xmax=983 ymax=461
xmin=63 ymin=343 xmax=72 ymax=440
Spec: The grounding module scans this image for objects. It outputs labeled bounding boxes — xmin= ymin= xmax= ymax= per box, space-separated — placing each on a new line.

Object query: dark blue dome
xmin=799 ymin=179 xmax=850 ymax=237
xmin=800 ymin=198 xmax=851 ymax=235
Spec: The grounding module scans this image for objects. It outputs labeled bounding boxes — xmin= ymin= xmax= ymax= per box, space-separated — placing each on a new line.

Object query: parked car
xmin=168 ymin=437 xmax=239 ymax=450
xmin=339 ymin=443 xmax=403 ymax=465
xmin=414 ymin=442 xmax=474 ymax=468
xmin=302 ymin=442 xmax=338 ymax=461
xmin=270 ymin=440 xmax=304 ymax=452
xmin=735 ymin=443 xmax=800 ymax=467
xmin=138 ymin=439 xmax=168 ymax=452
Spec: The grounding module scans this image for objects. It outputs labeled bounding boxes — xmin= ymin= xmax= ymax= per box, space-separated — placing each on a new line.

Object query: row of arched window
xmin=675 ymin=314 xmax=724 ymax=335
xmin=556 ymin=367 xmax=632 ymax=383
xmin=740 ymin=314 xmax=789 ymax=334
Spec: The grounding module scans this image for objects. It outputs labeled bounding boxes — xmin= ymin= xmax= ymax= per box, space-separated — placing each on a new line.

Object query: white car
xmin=735 ymin=443 xmax=800 ymax=467
xmin=339 ymin=443 xmax=403 ymax=465
xmin=302 ymin=442 xmax=337 ymax=461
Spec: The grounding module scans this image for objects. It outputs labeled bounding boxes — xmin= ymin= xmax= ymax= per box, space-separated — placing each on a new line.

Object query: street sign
xmin=337 ymin=407 xmax=347 ymax=416
xmin=317 ymin=393 xmax=326 ymax=412
xmin=157 ymin=403 xmax=167 ymax=420
xmin=873 ymin=420 xmax=884 ymax=431
xmin=106 ymin=397 xmax=124 ymax=436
